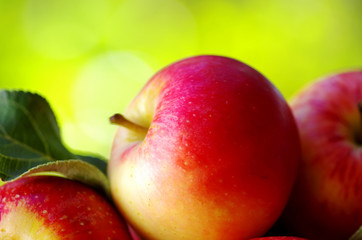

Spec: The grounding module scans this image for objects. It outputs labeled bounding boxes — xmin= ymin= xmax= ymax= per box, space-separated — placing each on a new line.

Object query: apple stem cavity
xmin=110 ymin=113 xmax=147 ymax=133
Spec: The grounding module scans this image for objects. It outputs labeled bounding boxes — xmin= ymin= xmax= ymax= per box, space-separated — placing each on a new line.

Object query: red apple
xmin=283 ymin=71 xmax=362 ymax=239
xmin=249 ymin=237 xmax=307 ymax=240
xmin=0 ymin=175 xmax=132 ymax=240
xmin=108 ymin=55 xmax=301 ymax=240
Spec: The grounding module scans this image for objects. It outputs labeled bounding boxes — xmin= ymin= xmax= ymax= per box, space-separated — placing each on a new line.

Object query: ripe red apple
xmin=283 ymin=71 xmax=362 ymax=239
xmin=0 ymin=175 xmax=132 ymax=240
xmin=249 ymin=237 xmax=307 ymax=240
xmin=108 ymin=55 xmax=301 ymax=240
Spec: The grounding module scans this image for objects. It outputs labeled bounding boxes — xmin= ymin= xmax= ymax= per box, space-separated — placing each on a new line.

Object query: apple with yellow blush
xmin=108 ymin=55 xmax=301 ymax=240
xmin=0 ymin=175 xmax=132 ymax=240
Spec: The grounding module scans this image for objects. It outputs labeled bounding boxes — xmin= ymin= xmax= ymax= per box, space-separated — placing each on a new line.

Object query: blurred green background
xmin=1 ymin=0 xmax=361 ymax=159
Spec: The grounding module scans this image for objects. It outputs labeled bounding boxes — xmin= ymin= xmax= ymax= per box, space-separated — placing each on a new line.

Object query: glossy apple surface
xmin=0 ymin=175 xmax=132 ymax=240
xmin=283 ymin=71 xmax=362 ymax=240
xmin=109 ymin=55 xmax=301 ymax=240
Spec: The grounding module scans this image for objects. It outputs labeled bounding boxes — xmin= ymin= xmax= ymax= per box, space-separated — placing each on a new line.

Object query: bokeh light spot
xmin=66 ymin=51 xmax=153 ymax=157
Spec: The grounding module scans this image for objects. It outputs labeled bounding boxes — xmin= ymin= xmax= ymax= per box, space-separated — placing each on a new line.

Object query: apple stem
xmin=110 ymin=114 xmax=147 ymax=132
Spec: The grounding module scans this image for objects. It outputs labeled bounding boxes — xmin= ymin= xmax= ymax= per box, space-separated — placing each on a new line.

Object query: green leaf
xmin=0 ymin=90 xmax=107 ymax=181
xmin=13 ymin=160 xmax=110 ymax=197
xmin=350 ymin=226 xmax=362 ymax=240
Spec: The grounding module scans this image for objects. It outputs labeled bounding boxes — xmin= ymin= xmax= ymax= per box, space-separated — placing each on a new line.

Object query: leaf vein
xmin=0 ymin=99 xmax=52 ymax=159
xmin=0 ymin=134 xmax=54 ymax=161
xmin=0 ymin=152 xmax=51 ymax=162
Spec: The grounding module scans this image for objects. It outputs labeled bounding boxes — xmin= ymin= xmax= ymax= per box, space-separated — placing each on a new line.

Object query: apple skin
xmin=0 ymin=175 xmax=132 ymax=240
xmin=109 ymin=55 xmax=301 ymax=240
xmin=282 ymin=71 xmax=362 ymax=240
